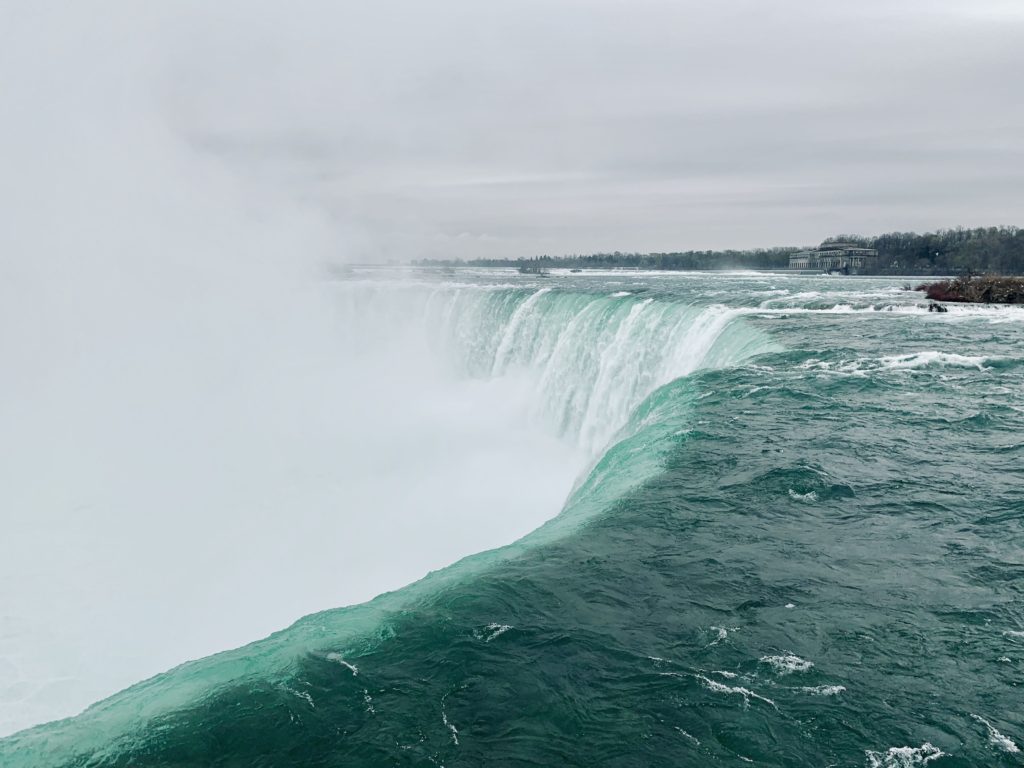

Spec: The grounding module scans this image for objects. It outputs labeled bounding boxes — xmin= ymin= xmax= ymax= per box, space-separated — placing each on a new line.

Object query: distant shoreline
xmin=918 ymin=275 xmax=1024 ymax=304
xmin=409 ymin=225 xmax=1023 ymax=276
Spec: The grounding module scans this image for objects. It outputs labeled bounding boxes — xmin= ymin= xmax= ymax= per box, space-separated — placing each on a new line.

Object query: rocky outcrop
xmin=917 ymin=275 xmax=1024 ymax=304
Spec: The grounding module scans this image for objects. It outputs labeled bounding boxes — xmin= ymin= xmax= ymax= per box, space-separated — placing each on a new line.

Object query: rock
xmin=918 ymin=275 xmax=1024 ymax=304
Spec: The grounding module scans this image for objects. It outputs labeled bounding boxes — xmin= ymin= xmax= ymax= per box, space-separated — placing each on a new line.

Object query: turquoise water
xmin=3 ymin=271 xmax=1023 ymax=766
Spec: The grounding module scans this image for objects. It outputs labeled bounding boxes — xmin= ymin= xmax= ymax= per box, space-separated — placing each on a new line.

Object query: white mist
xmin=0 ymin=6 xmax=584 ymax=736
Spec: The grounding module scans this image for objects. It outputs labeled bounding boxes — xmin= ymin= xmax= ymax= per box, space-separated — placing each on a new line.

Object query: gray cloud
xmin=4 ymin=0 xmax=1023 ymax=260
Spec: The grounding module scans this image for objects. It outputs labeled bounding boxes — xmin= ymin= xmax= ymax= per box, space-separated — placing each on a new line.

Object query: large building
xmin=790 ymin=242 xmax=878 ymax=274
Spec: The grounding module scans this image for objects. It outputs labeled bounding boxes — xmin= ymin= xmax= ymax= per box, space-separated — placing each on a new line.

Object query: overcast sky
xmin=4 ymin=0 xmax=1024 ymax=261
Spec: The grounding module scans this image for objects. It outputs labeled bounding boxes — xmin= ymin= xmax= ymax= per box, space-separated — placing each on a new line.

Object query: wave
xmin=971 ymin=714 xmax=1020 ymax=754
xmin=0 ymin=284 xmax=779 ymax=764
xmin=799 ymin=350 xmax=1023 ymax=375
xmin=759 ymin=653 xmax=814 ymax=675
xmin=757 ymin=291 xmax=1024 ymax=320
xmin=865 ymin=743 xmax=946 ymax=767
xmin=882 ymin=351 xmax=995 ymax=370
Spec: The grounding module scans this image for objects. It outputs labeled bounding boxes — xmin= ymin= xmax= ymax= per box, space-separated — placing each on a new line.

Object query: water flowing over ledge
xmin=338 ymin=281 xmax=779 ymax=456
xmin=5 ymin=271 xmax=1023 ymax=766
xmin=0 ymin=281 xmax=777 ymax=764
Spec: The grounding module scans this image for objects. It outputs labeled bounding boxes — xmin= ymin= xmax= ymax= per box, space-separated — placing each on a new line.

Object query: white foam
xmin=490 ymin=288 xmax=551 ymax=375
xmin=479 ymin=623 xmax=512 ymax=642
xmin=674 ymin=727 xmax=700 ymax=745
xmin=283 ymin=687 xmax=315 ymax=708
xmin=800 ymin=685 xmax=846 ymax=696
xmin=865 ymin=743 xmax=946 ymax=767
xmin=788 ymin=489 xmax=818 ymax=502
xmin=707 ymin=626 xmax=739 ymax=646
xmin=759 ymin=653 xmax=814 ymax=675
xmin=800 ymin=351 xmax=998 ymax=376
xmin=442 ymin=705 xmax=459 ymax=745
xmin=971 ymin=714 xmax=1020 ymax=754
xmin=754 ymin=298 xmax=1024 ymax=322
xmin=696 ymin=674 xmax=777 ymax=709
xmin=880 ymin=351 xmax=990 ymax=370
xmin=326 ymin=654 xmax=359 ymax=675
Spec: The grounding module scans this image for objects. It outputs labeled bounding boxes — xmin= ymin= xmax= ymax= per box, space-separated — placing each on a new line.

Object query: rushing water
xmin=3 ymin=269 xmax=1023 ymax=767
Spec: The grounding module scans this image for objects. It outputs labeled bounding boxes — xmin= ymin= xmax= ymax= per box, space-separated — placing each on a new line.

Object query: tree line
xmin=413 ymin=226 xmax=1024 ymax=274
xmin=825 ymin=226 xmax=1024 ymax=274
xmin=415 ymin=248 xmax=795 ymax=271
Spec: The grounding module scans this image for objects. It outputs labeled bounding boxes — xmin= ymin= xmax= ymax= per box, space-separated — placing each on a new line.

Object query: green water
xmin=3 ymin=271 xmax=1023 ymax=766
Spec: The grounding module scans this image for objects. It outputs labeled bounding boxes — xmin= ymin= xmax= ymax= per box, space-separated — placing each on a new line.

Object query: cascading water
xmin=0 ymin=275 xmax=778 ymax=765
xmin=335 ymin=279 xmax=777 ymax=457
